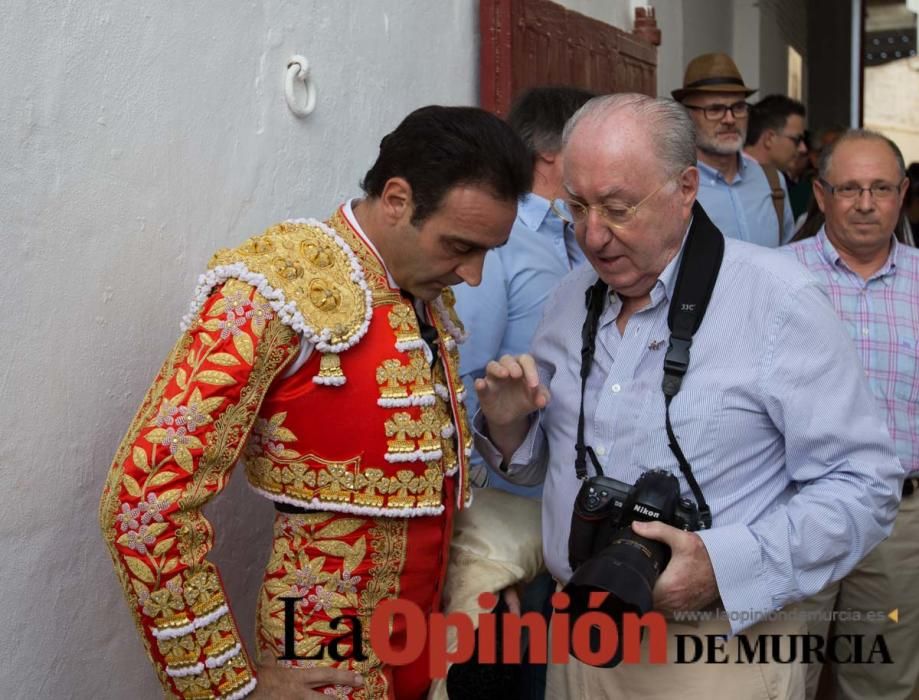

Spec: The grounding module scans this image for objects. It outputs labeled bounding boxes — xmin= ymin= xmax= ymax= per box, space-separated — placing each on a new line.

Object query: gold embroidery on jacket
xmin=317 ymin=352 xmax=345 ymax=380
xmin=99 ymin=284 xmax=298 ymax=697
xmin=326 ymin=211 xmax=402 ymax=308
xmin=353 ymin=517 xmax=408 ymax=699
xmin=210 ymin=221 xmax=367 ymax=347
xmin=376 ymin=352 xmax=436 ymax=402
xmin=387 ymin=305 xmax=421 ymax=345
xmin=376 ymin=359 xmax=409 ymax=399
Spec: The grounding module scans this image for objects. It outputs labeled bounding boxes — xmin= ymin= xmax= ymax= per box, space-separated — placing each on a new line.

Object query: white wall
xmin=732 ymin=0 xmax=761 ymax=94
xmin=560 ymin=0 xmax=633 ymax=27
xmin=683 ymin=0 xmax=735 ymax=71
xmin=757 ymin=0 xmax=807 ymax=101
xmin=865 ymin=58 xmax=919 ymax=164
xmin=0 ymin=2 xmax=479 ymax=698
xmin=654 ymin=0 xmax=686 ymax=98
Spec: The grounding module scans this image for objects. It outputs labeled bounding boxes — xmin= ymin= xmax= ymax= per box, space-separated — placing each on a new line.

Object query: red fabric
xmin=258 ymin=479 xmax=457 ymax=699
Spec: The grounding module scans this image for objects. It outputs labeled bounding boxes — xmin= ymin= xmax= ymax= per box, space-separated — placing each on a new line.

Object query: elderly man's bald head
xmin=562 ymin=94 xmax=697 ymax=178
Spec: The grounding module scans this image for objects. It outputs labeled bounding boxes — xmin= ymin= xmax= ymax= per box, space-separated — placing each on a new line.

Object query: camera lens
xmin=563 ymin=530 xmax=670 ymax=667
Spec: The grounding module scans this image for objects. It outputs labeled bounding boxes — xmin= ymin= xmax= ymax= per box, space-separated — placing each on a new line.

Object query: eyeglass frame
xmin=776 ymin=131 xmax=806 ymax=147
xmin=552 ymin=178 xmax=673 ymax=229
xmin=682 ymin=100 xmax=750 ymax=121
xmin=817 ymin=178 xmax=907 ymax=201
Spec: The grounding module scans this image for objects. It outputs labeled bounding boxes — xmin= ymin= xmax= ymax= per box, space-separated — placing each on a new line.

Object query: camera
xmin=564 ymin=469 xmax=703 ymax=666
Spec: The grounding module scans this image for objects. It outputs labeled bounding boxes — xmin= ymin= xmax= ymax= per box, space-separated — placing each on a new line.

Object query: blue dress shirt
xmin=696 ymin=153 xmax=796 ymax=247
xmin=475 ymin=232 xmax=903 ymax=633
xmin=454 ymin=193 xmax=586 ymax=496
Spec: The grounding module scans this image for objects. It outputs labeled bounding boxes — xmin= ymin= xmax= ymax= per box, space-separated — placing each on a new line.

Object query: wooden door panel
xmin=481 ymin=0 xmax=658 ymax=116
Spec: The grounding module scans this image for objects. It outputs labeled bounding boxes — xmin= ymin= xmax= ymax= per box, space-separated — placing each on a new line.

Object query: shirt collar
xmin=605 ymin=218 xmax=691 ymax=316
xmin=696 ymin=153 xmax=747 ymax=182
xmin=816 ymin=225 xmax=898 ymax=280
xmin=738 ymin=152 xmax=753 ymax=176
xmin=656 ymin=218 xmax=692 ymax=304
xmin=342 ymin=197 xmax=397 ymax=288
xmin=517 ymin=192 xmax=554 ymax=231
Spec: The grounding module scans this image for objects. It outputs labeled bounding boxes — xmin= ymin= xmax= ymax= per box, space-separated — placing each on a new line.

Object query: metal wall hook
xmin=285 ymin=54 xmax=317 ymax=117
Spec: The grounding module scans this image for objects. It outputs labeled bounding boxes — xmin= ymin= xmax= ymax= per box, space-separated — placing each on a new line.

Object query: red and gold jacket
xmin=99 ymin=207 xmax=472 ymax=699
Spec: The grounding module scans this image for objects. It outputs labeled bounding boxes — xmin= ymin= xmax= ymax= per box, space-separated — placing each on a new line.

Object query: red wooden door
xmin=480 ymin=0 xmax=658 ymax=116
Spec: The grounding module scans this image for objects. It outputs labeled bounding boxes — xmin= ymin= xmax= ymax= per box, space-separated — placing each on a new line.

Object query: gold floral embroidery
xmin=326 ymin=211 xmax=402 ymax=309
xmin=416 ymin=407 xmax=443 ymax=454
xmin=404 ymin=355 xmax=435 ymax=398
xmin=376 ymin=353 xmax=435 ymax=402
xmin=352 ymin=469 xmax=387 ymax=508
xmin=384 ymin=413 xmax=419 ymax=454
xmin=210 ymin=220 xmax=368 ymax=347
xmin=99 ymin=283 xmax=299 ymax=698
xmin=246 ymin=446 xmax=446 ymax=512
xmin=173 ymin=673 xmax=212 ymax=697
xmin=352 ymin=517 xmax=408 ymax=699
xmin=376 ymin=359 xmax=409 ymax=400
xmin=387 ymin=305 xmax=420 ymax=345
xmin=256 ymin=511 xmax=407 ymax=699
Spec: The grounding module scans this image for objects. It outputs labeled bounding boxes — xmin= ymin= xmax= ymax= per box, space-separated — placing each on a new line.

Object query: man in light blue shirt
xmin=454 ymin=86 xmax=592 ymax=496
xmin=673 ymin=52 xmax=795 ymax=246
xmin=473 ymin=94 xmax=902 ymax=699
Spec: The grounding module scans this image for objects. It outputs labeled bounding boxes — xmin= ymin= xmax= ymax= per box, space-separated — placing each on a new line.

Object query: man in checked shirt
xmin=789 ymin=130 xmax=919 ymax=700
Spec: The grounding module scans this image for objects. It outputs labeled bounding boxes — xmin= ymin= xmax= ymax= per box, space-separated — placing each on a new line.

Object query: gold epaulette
xmin=185 ymin=219 xmax=373 ymax=354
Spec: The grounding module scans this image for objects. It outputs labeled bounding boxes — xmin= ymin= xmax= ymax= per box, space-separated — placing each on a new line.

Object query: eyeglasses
xmin=683 ymin=101 xmax=749 ymax=121
xmin=779 ymin=132 xmax=806 ymax=147
xmin=819 ymin=179 xmax=905 ymax=200
xmin=552 ymin=179 xmax=671 ymax=229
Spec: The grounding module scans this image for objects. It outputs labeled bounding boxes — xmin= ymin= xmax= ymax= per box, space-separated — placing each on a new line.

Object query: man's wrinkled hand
xmin=631 ymin=520 xmax=720 ymax=614
xmin=475 ymin=353 xmax=550 ymax=427
xmin=251 ymin=663 xmax=364 ymax=699
xmin=474 ymin=354 xmax=550 ymax=461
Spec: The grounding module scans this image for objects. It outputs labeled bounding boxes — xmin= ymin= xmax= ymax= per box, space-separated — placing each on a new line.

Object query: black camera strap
xmin=574 ymin=202 xmax=723 ymax=529
xmin=574 ymin=277 xmax=609 ymax=481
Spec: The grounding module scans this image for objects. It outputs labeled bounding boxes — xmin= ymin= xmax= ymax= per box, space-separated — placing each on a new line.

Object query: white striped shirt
xmin=476 ymin=234 xmax=903 ymax=633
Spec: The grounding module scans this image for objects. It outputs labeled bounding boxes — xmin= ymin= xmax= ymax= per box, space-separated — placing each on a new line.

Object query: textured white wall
xmin=682 ymin=0 xmax=734 ymax=71
xmin=653 ymin=1 xmax=685 ymax=98
xmin=757 ymin=0 xmax=807 ymax=101
xmin=559 ymin=0 xmax=632 ymax=27
xmin=732 ymin=0 xmax=761 ymax=94
xmin=0 ymin=2 xmax=479 ymax=698
xmin=865 ymin=59 xmax=919 ymax=164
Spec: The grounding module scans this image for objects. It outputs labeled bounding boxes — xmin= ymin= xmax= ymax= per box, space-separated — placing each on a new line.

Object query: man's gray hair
xmin=818 ymin=129 xmax=906 ymax=181
xmin=561 ymin=93 xmax=697 ymax=176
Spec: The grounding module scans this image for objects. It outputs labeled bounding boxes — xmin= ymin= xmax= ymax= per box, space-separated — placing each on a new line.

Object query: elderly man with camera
xmin=473 ymin=93 xmax=903 ymax=699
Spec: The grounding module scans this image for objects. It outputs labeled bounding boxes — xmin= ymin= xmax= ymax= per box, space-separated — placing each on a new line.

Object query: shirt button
xmin=862 ymin=327 xmax=869 ymax=336
xmin=611 ymin=383 xmax=621 ymax=393
xmin=596 ymin=446 xmax=607 ymax=457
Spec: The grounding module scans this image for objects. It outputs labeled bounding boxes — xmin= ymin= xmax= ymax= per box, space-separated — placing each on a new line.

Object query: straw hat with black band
xmin=671 ymin=52 xmax=757 ymax=102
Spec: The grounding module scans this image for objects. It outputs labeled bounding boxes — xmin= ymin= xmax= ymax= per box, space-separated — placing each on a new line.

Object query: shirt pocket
xmin=893 ymin=332 xmax=919 ymax=402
